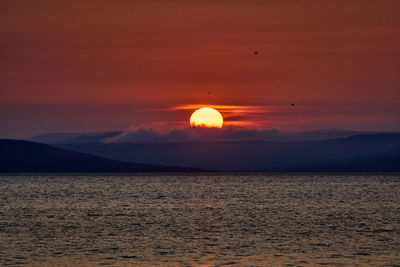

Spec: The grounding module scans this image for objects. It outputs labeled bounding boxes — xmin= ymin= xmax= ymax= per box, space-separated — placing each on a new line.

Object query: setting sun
xmin=190 ymin=107 xmax=223 ymax=128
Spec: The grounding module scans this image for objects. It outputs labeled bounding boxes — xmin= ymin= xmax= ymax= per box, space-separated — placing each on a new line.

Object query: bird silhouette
xmin=254 ymin=51 xmax=259 ymax=55
xmin=291 ymin=103 xmax=295 ymax=106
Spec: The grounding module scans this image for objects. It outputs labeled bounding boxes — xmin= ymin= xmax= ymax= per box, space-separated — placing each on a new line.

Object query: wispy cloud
xmin=104 ymin=126 xmax=372 ymax=144
xmin=131 ymin=104 xmax=272 ymax=112
xmin=130 ymin=104 xmax=296 ymax=127
xmin=128 ymin=102 xmax=400 ymax=130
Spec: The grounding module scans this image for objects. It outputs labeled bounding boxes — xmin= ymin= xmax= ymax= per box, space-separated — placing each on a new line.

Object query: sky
xmin=1 ymin=0 xmax=399 ymax=138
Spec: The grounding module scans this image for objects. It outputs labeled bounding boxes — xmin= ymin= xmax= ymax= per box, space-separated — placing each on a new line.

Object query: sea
xmin=0 ymin=174 xmax=399 ymax=267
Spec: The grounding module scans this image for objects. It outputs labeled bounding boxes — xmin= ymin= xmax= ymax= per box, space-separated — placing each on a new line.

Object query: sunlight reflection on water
xmin=0 ymin=173 xmax=399 ymax=266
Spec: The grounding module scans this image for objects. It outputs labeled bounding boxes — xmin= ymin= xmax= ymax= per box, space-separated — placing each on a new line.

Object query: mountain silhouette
xmin=30 ymin=129 xmax=381 ymax=144
xmin=0 ymin=139 xmax=202 ymax=173
xmin=55 ymin=134 xmax=400 ymax=172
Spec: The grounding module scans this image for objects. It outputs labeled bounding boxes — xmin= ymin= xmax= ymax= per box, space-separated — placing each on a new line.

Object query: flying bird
xmin=254 ymin=51 xmax=259 ymax=55
xmin=291 ymin=103 xmax=295 ymax=106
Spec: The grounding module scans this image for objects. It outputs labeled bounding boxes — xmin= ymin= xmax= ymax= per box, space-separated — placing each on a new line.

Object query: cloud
xmin=105 ymin=126 xmax=275 ymax=143
xmin=129 ymin=104 xmax=288 ymax=128
xmin=104 ymin=125 xmax=368 ymax=144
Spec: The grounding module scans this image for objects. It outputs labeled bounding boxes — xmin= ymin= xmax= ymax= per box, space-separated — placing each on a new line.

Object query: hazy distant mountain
xmin=29 ymin=131 xmax=122 ymax=144
xmin=29 ymin=129 xmax=383 ymax=144
xmin=103 ymin=128 xmax=376 ymax=143
xmin=0 ymin=139 xmax=201 ymax=173
xmin=57 ymin=134 xmax=400 ymax=172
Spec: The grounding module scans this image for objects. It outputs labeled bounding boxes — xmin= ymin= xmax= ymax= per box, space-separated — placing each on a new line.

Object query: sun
xmin=190 ymin=107 xmax=223 ymax=128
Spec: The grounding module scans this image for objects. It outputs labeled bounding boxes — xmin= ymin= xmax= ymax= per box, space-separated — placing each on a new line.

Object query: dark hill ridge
xmin=56 ymin=134 xmax=400 ymax=172
xmin=29 ymin=129 xmax=382 ymax=144
xmin=0 ymin=139 xmax=202 ymax=173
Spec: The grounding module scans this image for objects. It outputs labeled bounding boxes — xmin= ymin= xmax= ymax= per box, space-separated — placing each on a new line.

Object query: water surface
xmin=0 ymin=174 xmax=399 ymax=266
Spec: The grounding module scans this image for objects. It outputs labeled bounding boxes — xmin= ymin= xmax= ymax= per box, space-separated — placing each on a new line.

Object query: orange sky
xmin=1 ymin=0 xmax=399 ymax=137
